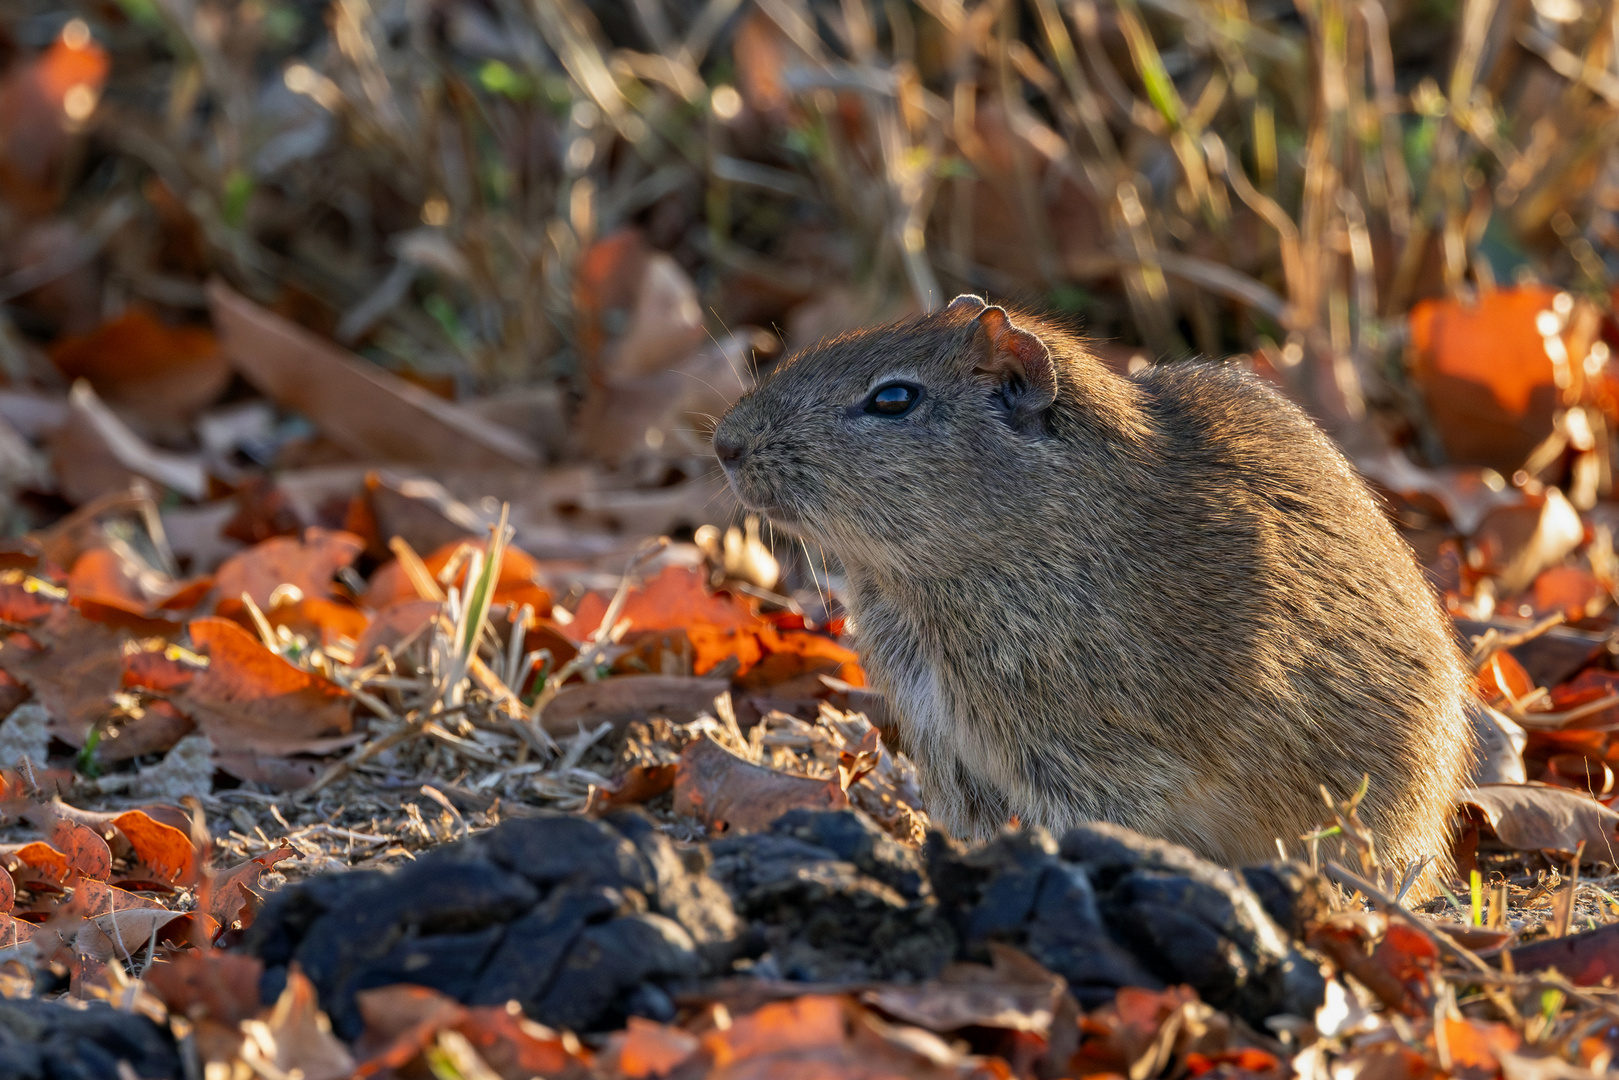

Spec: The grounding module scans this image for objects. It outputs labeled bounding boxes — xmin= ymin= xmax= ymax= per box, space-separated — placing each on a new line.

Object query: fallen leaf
xmin=75 ymin=907 xmax=187 ymax=963
xmin=1460 ymin=783 xmax=1619 ymax=860
xmin=604 ymin=763 xmax=678 ymax=807
xmin=353 ymin=983 xmax=467 ymax=1074
xmin=209 ymin=282 xmax=539 ymax=469
xmin=673 ymin=734 xmax=848 ymax=833
xmin=1472 ymin=488 xmax=1585 ymax=596
xmin=266 ymin=597 xmax=370 ymax=649
xmin=47 ymin=819 xmax=110 ymax=881
xmin=540 ymin=675 xmax=728 ymax=738
xmin=74 ymin=879 xmax=167 ymax=917
xmin=365 ymin=536 xmax=551 ymax=613
xmin=51 ymin=381 xmax=210 ymax=503
xmin=0 ymin=913 xmax=34 ymax=947
xmin=49 ymin=308 xmax=228 ymax=435
xmin=567 ymin=566 xmax=766 ymax=675
xmin=242 ymin=965 xmax=356 ymax=1080
xmin=206 ymin=843 xmax=299 ymax=933
xmin=213 ymin=527 xmax=365 ymax=618
xmin=112 ymin=809 xmax=197 ymax=887
xmin=350 ymin=598 xmax=440 ymax=665
xmin=1437 ymin=1016 xmax=1522 ymax=1079
xmin=1409 ymin=286 xmax=1565 ymax=471
xmin=457 ymin=1006 xmax=594 ymax=1080
xmin=1495 ymin=921 xmax=1619 ymax=987
xmin=864 ymin=947 xmax=1065 ymax=1034
xmin=146 ymin=950 xmax=263 ymax=1019
xmin=0 ymin=602 xmax=126 ymax=745
xmin=703 ymin=996 xmax=850 ymax=1066
xmin=609 ymin=1016 xmax=700 ymax=1078
xmin=1532 ymin=566 xmax=1610 ymax=621
xmin=178 ymin=616 xmax=354 ymax=756
xmin=0 ymin=841 xmax=70 ymax=886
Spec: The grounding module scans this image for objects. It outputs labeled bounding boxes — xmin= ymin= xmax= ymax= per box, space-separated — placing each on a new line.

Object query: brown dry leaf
xmin=49 ymin=308 xmax=228 ymax=435
xmin=351 ymin=598 xmax=440 ymax=665
xmin=75 ymin=907 xmax=187 ymax=964
xmin=74 ymin=879 xmax=167 ymax=917
xmin=674 ymin=735 xmax=848 ymax=833
xmin=1532 ymin=566 xmax=1610 ymax=621
xmin=1409 ymin=286 xmax=1566 ymax=471
xmin=145 ymin=951 xmax=263 ymax=1064
xmin=242 ymin=965 xmax=356 ymax=1080
xmin=265 ymin=597 xmax=370 ymax=650
xmin=213 ymin=527 xmax=365 ymax=618
xmin=178 ymin=616 xmax=354 ymax=756
xmin=0 ymin=913 xmax=34 ymax=947
xmin=540 ymin=675 xmax=728 ymax=738
xmin=604 ymin=763 xmax=678 ymax=808
xmin=1461 ymin=783 xmax=1619 ymax=860
xmin=1472 ymin=488 xmax=1585 ymax=596
xmin=353 ymin=983 xmax=468 ymax=1074
xmin=51 ymin=381 xmax=210 ymax=504
xmin=205 ymin=843 xmax=299 ymax=933
xmin=703 ymin=995 xmax=850 ymax=1066
xmin=0 ymin=864 xmax=12 ymax=913
xmin=209 ymin=282 xmax=539 ymax=468
xmin=0 ymin=602 xmax=126 ymax=745
xmin=47 ymin=819 xmax=110 ymax=881
xmin=1355 ymin=449 xmax=1522 ymax=536
xmin=864 ymin=946 xmax=1065 ymax=1035
xmin=0 ymin=841 xmax=70 ymax=886
xmin=1496 ymin=921 xmax=1619 ymax=987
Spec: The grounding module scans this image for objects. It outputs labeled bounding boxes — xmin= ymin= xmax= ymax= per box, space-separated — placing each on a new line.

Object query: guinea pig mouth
xmin=721 ymin=471 xmax=804 ymax=529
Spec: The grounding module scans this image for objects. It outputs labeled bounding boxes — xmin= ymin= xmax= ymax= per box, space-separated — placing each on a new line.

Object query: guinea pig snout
xmin=712 ymin=430 xmax=745 ymax=467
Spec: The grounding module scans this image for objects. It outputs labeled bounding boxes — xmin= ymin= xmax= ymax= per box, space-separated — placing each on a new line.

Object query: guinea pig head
xmin=711 ymin=295 xmax=1061 ymax=571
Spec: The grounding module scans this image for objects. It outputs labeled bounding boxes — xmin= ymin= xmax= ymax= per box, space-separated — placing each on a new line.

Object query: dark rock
xmin=246 ymin=807 xmax=1325 ymax=1037
xmin=0 ymin=997 xmax=179 ymax=1080
xmin=246 ymin=808 xmax=736 ymax=1037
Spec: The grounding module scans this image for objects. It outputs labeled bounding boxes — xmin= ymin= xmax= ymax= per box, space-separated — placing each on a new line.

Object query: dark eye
xmin=865 ymin=382 xmax=921 ymax=417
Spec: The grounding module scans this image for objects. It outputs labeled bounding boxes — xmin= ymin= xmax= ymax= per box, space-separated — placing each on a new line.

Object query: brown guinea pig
xmin=712 ymin=295 xmax=1473 ymax=894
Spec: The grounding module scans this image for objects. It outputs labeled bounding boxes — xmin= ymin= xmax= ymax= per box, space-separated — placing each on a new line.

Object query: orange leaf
xmin=1477 ymin=650 xmax=1534 ymax=705
xmin=364 ymin=538 xmax=551 ymax=613
xmin=178 ymin=616 xmax=354 ymax=756
xmin=50 ymin=308 xmax=228 ymax=429
xmin=1409 ymin=286 xmax=1564 ymax=469
xmin=0 ymin=840 xmax=70 ymax=885
xmin=613 ymin=1016 xmax=699 ymax=1078
xmin=702 ymin=996 xmax=849 ymax=1066
xmin=48 ymin=820 xmax=110 ymax=882
xmin=567 ymin=566 xmax=766 ymax=675
xmin=112 ymin=809 xmax=197 ymax=887
xmin=122 ymin=639 xmax=206 ymax=693
xmin=457 ymin=1006 xmax=595 ymax=1078
xmin=1532 ymin=566 xmax=1610 ymax=621
xmin=267 ymin=597 xmax=370 ymax=649
xmin=213 ymin=528 xmax=365 ymax=617
xmin=145 ymin=951 xmax=263 ymax=1027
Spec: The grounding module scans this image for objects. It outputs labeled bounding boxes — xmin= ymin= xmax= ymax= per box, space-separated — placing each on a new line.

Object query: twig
xmin=1324 ymin=861 xmax=1491 ymax=974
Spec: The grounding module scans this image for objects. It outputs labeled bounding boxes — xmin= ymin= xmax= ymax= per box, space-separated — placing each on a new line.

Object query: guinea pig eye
xmin=865 ymin=382 xmax=921 ymax=417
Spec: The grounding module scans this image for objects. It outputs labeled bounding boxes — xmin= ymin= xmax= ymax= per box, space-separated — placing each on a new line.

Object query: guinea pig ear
xmin=972 ymin=306 xmax=1056 ymax=427
xmin=943 ymin=293 xmax=987 ymax=315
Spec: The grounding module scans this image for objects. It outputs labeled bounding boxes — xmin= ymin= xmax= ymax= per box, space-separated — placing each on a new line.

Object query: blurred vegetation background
xmin=3 ymin=0 xmax=1619 ymax=564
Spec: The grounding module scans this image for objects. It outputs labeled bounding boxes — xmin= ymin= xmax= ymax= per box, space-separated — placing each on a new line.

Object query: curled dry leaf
xmin=673 ymin=735 xmax=848 ymax=834
xmin=1460 ymin=783 xmax=1619 ymax=860
xmin=74 ymin=879 xmax=166 ymax=917
xmin=178 ymin=616 xmax=354 ymax=756
xmin=206 ymin=842 xmax=299 ymax=933
xmin=0 ymin=865 xmax=12 ymax=913
xmin=0 ymin=840 xmax=70 ymax=886
xmin=212 ymin=527 xmax=365 ymax=618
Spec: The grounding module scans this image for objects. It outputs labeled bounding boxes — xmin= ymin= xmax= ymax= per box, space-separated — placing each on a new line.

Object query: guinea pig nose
xmin=713 ymin=433 xmax=746 ymax=465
